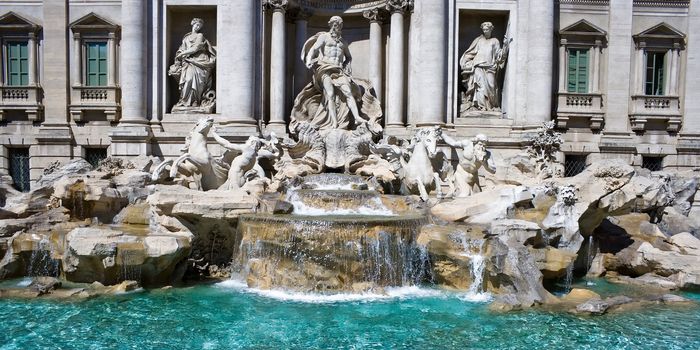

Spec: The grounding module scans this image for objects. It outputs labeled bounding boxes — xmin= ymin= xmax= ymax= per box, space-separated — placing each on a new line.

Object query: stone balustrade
xmin=555 ymin=92 xmax=604 ymax=130
xmin=629 ymin=94 xmax=682 ymax=132
xmin=0 ymin=85 xmax=43 ymax=121
xmin=69 ymin=86 xmax=121 ymax=122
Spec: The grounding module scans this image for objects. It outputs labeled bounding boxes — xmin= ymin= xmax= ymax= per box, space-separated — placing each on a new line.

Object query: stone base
xmin=109 ymin=125 xmax=153 ymax=157
xmin=170 ymin=104 xmax=215 ymax=114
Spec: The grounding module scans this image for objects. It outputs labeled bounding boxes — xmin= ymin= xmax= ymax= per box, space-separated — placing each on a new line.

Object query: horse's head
xmin=194 ymin=117 xmax=215 ymax=135
xmin=414 ymin=127 xmax=440 ymax=158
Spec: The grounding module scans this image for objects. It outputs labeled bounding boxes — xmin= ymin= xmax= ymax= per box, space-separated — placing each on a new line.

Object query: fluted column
xmin=525 ymin=0 xmax=554 ymax=124
xmin=591 ymin=40 xmax=601 ymax=93
xmin=411 ymin=0 xmax=445 ymax=126
xmin=217 ymin=0 xmax=258 ymax=125
xmin=27 ymin=32 xmax=36 ymax=85
xmin=108 ymin=33 xmax=117 ymax=86
xmin=293 ymin=8 xmax=313 ymax=97
xmin=363 ymin=8 xmax=386 ymax=104
xmin=72 ymin=33 xmax=82 ymax=87
xmin=681 ymin=0 xmax=700 ymax=139
xmin=120 ymin=0 xmax=147 ymax=124
xmin=558 ymin=39 xmax=567 ymax=93
xmin=266 ymin=0 xmax=288 ymax=130
xmin=386 ymin=1 xmax=410 ymax=127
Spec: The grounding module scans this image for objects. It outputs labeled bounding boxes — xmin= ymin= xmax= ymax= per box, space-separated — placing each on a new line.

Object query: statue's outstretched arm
xmin=212 ymin=130 xmax=245 ymax=152
xmin=441 ymin=133 xmax=463 ymax=149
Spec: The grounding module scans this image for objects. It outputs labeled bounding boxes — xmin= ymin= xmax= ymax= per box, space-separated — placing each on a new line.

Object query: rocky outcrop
xmin=62 ymin=226 xmax=192 ymax=287
xmin=430 ymin=185 xmax=533 ymax=224
xmin=573 ymin=294 xmax=693 ymax=315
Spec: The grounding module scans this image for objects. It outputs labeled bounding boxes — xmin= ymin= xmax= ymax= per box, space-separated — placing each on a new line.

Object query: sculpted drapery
xmin=290 ymin=17 xmax=382 ymax=133
xmin=460 ymin=22 xmax=510 ymax=113
xmin=169 ymin=18 xmax=217 ymax=114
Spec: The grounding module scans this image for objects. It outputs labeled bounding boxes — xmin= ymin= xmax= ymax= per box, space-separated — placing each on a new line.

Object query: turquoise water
xmin=1 ymin=280 xmax=699 ymax=350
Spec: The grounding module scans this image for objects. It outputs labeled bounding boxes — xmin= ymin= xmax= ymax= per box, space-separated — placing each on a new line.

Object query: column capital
xmin=263 ymin=0 xmax=288 ymax=12
xmin=386 ymin=0 xmax=413 ymax=14
xmin=363 ymin=8 xmax=387 ymax=23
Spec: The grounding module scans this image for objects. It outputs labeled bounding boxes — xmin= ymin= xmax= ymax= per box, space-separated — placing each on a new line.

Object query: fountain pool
xmin=0 ymin=279 xmax=698 ymax=349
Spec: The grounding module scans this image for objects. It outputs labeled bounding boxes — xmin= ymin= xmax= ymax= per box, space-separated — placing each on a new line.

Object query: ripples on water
xmin=0 ymin=281 xmax=699 ymax=350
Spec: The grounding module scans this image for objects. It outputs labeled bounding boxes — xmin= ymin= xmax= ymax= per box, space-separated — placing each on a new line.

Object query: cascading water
xmin=456 ymin=232 xmax=489 ymax=300
xmin=26 ymin=237 xmax=60 ymax=277
xmin=231 ymin=174 xmax=431 ymax=292
xmin=563 ymin=262 xmax=574 ymax=293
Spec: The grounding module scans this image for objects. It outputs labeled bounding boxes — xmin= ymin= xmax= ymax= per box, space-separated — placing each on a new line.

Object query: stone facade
xmin=0 ymin=0 xmax=699 ymax=189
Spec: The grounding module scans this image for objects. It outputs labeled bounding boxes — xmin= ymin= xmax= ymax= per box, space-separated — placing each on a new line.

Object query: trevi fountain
xmin=1 ymin=9 xmax=700 ymax=350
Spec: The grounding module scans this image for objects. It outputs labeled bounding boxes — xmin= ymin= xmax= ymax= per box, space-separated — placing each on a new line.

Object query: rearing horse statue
xmin=400 ymin=127 xmax=445 ymax=201
xmin=151 ymin=117 xmax=228 ymax=191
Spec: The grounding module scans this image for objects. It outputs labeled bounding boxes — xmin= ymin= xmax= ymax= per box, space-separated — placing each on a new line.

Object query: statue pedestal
xmin=454 ymin=114 xmax=513 ymax=138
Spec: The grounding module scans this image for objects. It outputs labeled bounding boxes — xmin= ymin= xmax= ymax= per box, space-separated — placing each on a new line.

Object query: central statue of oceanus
xmin=290 ymin=16 xmax=382 ymax=132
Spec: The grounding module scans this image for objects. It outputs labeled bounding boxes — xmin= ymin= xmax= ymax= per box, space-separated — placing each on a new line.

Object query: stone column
xmin=410 ymin=0 xmax=445 ymax=126
xmin=72 ymin=33 xmax=82 ymax=86
xmin=35 ymin=0 xmax=72 ymax=183
xmin=266 ymin=0 xmax=288 ymax=132
xmin=603 ymin=0 xmax=633 ymax=137
xmin=558 ymin=39 xmax=567 ymax=93
xmin=293 ymin=8 xmax=312 ymax=97
xmin=669 ymin=46 xmax=680 ymax=96
xmin=591 ymin=40 xmax=601 ymax=93
xmin=634 ymin=43 xmax=646 ymax=95
xmin=27 ymin=32 xmax=36 ymax=85
xmin=119 ymin=0 xmax=147 ymax=124
xmin=363 ymin=8 xmax=386 ymax=104
xmin=108 ymin=33 xmax=117 ymax=86
xmin=217 ymin=1 xmax=258 ymax=128
xmin=386 ymin=0 xmax=412 ymax=127
xmin=525 ymin=0 xmax=554 ymax=124
xmin=681 ymin=0 xmax=700 ymax=140
xmin=110 ymin=0 xmax=151 ymax=157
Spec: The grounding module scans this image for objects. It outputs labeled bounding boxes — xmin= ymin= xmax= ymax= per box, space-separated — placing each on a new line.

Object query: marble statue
xmin=400 ymin=127 xmax=446 ymax=201
xmin=290 ymin=16 xmax=382 ymax=132
xmin=273 ymin=121 xmax=326 ymax=181
xmin=211 ymin=130 xmax=279 ymax=191
xmin=169 ymin=18 xmax=217 ymax=114
xmin=459 ymin=22 xmax=511 ymax=116
xmin=151 ymin=117 xmax=228 ymax=190
xmin=442 ymin=133 xmax=496 ymax=197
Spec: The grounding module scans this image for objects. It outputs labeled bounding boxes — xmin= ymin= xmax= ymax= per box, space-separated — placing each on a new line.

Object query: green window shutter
xmin=576 ymin=49 xmax=588 ymax=93
xmin=86 ymin=42 xmax=108 ymax=86
xmin=567 ymin=48 xmax=589 ymax=93
xmin=6 ymin=41 xmax=29 ymax=86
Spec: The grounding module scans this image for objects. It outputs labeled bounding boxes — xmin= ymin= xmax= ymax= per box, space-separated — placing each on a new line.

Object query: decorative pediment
xmin=559 ymin=19 xmax=607 ymax=46
xmin=0 ymin=12 xmax=41 ymax=33
xmin=70 ymin=12 xmax=119 ymax=32
xmin=560 ymin=19 xmax=606 ymax=37
xmin=635 ymin=22 xmax=685 ymax=40
xmin=634 ymin=23 xmax=685 ymax=49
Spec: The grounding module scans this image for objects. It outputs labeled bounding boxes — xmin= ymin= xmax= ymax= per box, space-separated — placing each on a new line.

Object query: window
xmin=642 ymin=156 xmax=663 ymax=172
xmin=645 ymin=52 xmax=665 ymax=96
xmin=85 ymin=148 xmax=107 ymax=168
xmin=86 ymin=42 xmax=108 ymax=86
xmin=564 ymin=154 xmax=588 ymax=177
xmin=567 ymin=48 xmax=588 ymax=93
xmin=6 ymin=41 xmax=28 ymax=86
xmin=9 ymin=148 xmax=30 ymax=192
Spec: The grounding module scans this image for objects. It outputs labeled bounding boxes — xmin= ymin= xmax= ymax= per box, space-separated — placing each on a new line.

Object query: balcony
xmin=0 ymin=85 xmax=43 ymax=121
xmin=629 ymin=95 xmax=681 ymax=132
xmin=555 ymin=92 xmax=604 ymax=130
xmin=69 ymin=86 xmax=120 ymax=122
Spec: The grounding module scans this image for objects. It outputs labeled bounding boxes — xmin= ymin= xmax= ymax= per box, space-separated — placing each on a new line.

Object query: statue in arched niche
xmin=459 ymin=21 xmax=511 ymax=116
xmin=169 ymin=17 xmax=217 ymax=114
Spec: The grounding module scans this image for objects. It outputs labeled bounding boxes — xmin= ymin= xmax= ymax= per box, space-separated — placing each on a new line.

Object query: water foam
xmin=217 ymin=280 xmax=492 ymax=304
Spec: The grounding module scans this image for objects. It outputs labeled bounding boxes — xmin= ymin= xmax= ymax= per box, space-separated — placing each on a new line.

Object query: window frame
xmin=644 ymin=50 xmax=666 ymax=96
xmin=83 ymin=40 xmax=109 ymax=87
xmin=566 ymin=47 xmax=590 ymax=94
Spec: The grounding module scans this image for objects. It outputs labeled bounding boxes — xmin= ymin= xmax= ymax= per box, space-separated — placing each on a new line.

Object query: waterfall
xmin=233 ymin=214 xmax=430 ymax=291
xmin=563 ymin=262 xmax=574 ymax=293
xmin=585 ymin=235 xmax=595 ymax=270
xmin=26 ymin=237 xmax=59 ymax=277
xmin=120 ymin=250 xmax=142 ymax=282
